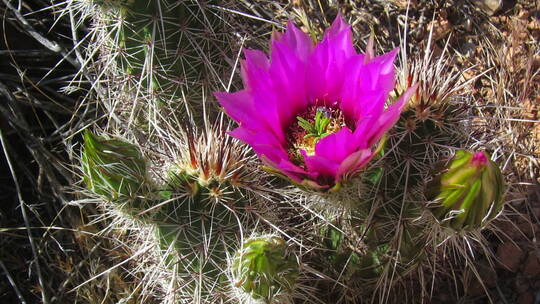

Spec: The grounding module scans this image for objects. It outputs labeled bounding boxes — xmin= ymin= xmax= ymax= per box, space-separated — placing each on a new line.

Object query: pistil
xmin=287 ymin=106 xmax=347 ymax=166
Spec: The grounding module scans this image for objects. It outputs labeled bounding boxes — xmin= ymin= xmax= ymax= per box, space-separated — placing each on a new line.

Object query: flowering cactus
xmin=81 ymin=130 xmax=146 ymax=200
xmin=71 ymin=2 xmax=513 ymax=300
xmin=426 ymin=150 xmax=505 ymax=231
xmin=214 ymin=15 xmax=417 ymax=191
xmin=231 ymin=236 xmax=299 ymax=303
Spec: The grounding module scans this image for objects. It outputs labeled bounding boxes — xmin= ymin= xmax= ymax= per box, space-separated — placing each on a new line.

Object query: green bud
xmin=81 ymin=130 xmax=146 ymax=200
xmin=426 ymin=150 xmax=504 ymax=231
xmin=232 ymin=236 xmax=299 ymax=302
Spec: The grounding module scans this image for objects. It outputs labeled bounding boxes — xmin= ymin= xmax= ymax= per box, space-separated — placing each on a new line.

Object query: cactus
xmin=99 ymin=0 xmax=220 ymax=99
xmin=320 ymin=218 xmax=425 ymax=293
xmin=383 ymin=38 xmax=478 ymax=194
xmin=152 ymin=168 xmax=256 ymax=302
xmin=68 ymin=5 xmax=519 ymax=303
xmin=64 ymin=0 xmax=231 ymax=134
xmin=285 ymin=31 xmax=506 ymax=302
xmin=80 ymin=120 xmax=282 ymax=302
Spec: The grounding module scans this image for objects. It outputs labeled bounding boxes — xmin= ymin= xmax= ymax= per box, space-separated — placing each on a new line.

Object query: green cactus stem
xmin=321 ymin=219 xmax=425 ymax=287
xmin=149 ymin=167 xmax=256 ymax=302
xmin=321 ymin=222 xmax=387 ymax=282
xmin=80 ymin=121 xmax=266 ymax=302
xmin=91 ymin=0 xmax=223 ymax=103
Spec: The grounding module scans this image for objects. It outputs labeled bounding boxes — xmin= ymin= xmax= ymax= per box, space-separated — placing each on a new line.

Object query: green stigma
xmin=286 ymin=106 xmax=347 ymax=166
xmin=296 ymin=107 xmax=332 ymax=141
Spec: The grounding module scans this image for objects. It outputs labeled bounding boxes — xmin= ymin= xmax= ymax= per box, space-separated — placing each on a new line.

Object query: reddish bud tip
xmin=471 ymin=151 xmax=489 ymax=168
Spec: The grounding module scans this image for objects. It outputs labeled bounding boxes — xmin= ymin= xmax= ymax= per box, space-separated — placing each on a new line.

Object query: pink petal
xmin=229 ymin=127 xmax=284 ymax=162
xmin=273 ymin=158 xmax=308 ymax=182
xmin=339 ymin=55 xmax=386 ymax=122
xmin=314 ymin=128 xmax=357 ymax=162
xmin=230 ymin=127 xmax=307 ymax=183
xmin=272 ymin=21 xmax=314 ymax=60
xmin=364 ymin=48 xmax=398 ymax=92
xmin=337 ymin=149 xmax=374 ymax=180
xmin=266 ymin=43 xmax=309 ymax=125
xmin=215 ymin=90 xmax=285 ymax=144
xmin=352 ymin=115 xmax=380 ymax=149
xmin=367 ymin=48 xmax=399 ymax=75
xmin=214 ymin=16 xmax=409 ymax=190
xmin=306 ymin=17 xmax=356 ymax=104
xmin=340 ymin=49 xmax=399 ymax=125
xmin=214 ymin=90 xmax=258 ymax=129
xmin=324 ymin=14 xmax=354 ymax=56
xmin=240 ymin=49 xmax=270 ymax=88
xmin=226 ymin=41 xmax=314 ymax=143
xmin=260 ymin=155 xmax=306 ymax=183
xmin=265 ymin=21 xmax=321 ymax=126
xmin=301 ymin=150 xmax=340 ymax=184
xmin=364 ymin=34 xmax=375 ymax=62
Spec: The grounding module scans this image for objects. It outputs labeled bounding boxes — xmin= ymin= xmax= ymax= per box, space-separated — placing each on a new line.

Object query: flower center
xmin=286 ymin=106 xmax=347 ymax=166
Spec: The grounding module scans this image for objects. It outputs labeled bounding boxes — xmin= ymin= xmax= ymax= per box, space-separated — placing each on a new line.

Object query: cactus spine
xmin=81 ymin=130 xmax=147 ymax=201
xmin=103 ymin=0 xmax=220 ymax=100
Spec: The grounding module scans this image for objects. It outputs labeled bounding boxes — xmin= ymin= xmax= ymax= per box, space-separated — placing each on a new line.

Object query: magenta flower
xmin=214 ymin=15 xmax=417 ymax=190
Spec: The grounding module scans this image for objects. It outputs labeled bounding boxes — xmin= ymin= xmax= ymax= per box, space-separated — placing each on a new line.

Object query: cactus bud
xmin=232 ymin=236 xmax=299 ymax=302
xmin=81 ymin=130 xmax=146 ymax=200
xmin=426 ymin=150 xmax=504 ymax=231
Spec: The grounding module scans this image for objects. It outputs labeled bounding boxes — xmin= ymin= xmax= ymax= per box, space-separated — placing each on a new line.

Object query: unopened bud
xmin=426 ymin=150 xmax=504 ymax=231
xmin=81 ymin=130 xmax=146 ymax=200
xmin=232 ymin=236 xmax=298 ymax=301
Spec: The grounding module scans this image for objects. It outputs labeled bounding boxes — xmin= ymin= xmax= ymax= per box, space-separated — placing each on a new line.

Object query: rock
xmin=473 ymin=0 xmax=503 ymax=16
xmin=516 ymin=275 xmax=531 ymax=294
xmin=518 ymin=291 xmax=534 ymax=304
xmin=517 ymin=222 xmax=538 ymax=239
xmin=479 ymin=263 xmax=498 ymax=288
xmin=428 ymin=18 xmax=453 ymax=41
xmin=497 ymin=242 xmax=525 ymax=272
xmin=497 ymin=221 xmax=523 ymax=240
xmin=523 ymin=253 xmax=540 ymax=277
